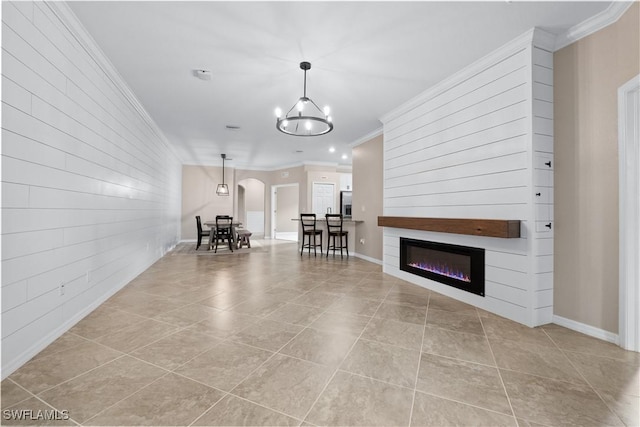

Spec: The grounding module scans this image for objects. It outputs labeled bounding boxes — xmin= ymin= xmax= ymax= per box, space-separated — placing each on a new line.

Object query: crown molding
xmin=44 ymin=2 xmax=183 ymax=163
xmin=532 ymin=27 xmax=557 ymax=52
xmin=380 ymin=28 xmax=536 ymax=125
xmin=554 ymin=2 xmax=634 ymax=51
xmin=348 ymin=127 xmax=383 ymax=148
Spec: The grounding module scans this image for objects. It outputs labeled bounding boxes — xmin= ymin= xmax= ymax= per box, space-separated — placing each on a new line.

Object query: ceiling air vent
xmin=225 ymin=125 xmax=241 ymax=131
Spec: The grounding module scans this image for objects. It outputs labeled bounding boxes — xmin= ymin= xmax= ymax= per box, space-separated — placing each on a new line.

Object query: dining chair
xmin=195 ymin=216 xmax=210 ymax=250
xmin=326 ymin=213 xmax=349 ymax=258
xmin=300 ymin=213 xmax=323 ymax=256
xmin=214 ymin=215 xmax=234 ymax=253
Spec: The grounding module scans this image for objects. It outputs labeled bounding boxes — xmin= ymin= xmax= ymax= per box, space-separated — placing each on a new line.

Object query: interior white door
xmin=312 ymin=182 xmax=335 ymax=217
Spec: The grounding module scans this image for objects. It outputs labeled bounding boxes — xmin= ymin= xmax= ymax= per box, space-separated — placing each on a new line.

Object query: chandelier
xmin=275 ymin=62 xmax=333 ymax=136
xmin=216 ymin=153 xmax=229 ymax=196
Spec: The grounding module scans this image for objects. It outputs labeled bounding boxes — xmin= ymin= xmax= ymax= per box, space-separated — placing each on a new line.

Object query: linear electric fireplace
xmin=400 ymin=238 xmax=485 ymax=296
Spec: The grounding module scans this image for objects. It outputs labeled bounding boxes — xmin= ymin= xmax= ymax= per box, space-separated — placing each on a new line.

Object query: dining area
xmin=195 ymin=216 xmax=252 ymax=252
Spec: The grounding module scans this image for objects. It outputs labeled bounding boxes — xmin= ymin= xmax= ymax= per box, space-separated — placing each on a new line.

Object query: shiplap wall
xmin=1 ymin=2 xmax=182 ymax=376
xmin=380 ymin=29 xmax=554 ymax=327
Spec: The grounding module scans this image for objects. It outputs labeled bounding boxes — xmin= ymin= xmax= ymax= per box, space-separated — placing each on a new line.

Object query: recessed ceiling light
xmin=341 ymin=154 xmax=348 ymax=160
xmin=329 ymin=147 xmax=335 ymax=153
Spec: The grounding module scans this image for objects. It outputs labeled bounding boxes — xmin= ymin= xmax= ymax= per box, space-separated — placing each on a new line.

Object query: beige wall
xmin=181 ymin=165 xmax=234 ymax=240
xmin=239 ymin=178 xmax=265 ymax=212
xmin=275 ymin=185 xmax=299 ymax=233
xmin=554 ymin=3 xmax=639 ymax=333
xmin=235 ymin=166 xmax=305 ymax=237
xmin=352 ymin=134 xmax=384 ymax=261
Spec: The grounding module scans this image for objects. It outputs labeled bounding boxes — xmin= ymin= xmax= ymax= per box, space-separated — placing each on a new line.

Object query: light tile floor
xmin=2 ymin=241 xmax=639 ymax=426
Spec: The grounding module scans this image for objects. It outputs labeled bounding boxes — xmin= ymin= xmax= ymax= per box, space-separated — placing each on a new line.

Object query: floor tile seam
xmin=30 ymin=352 xmax=131 ymax=396
xmin=419 ymin=347 xmax=499 ymax=369
xmin=540 ymin=328 xmax=628 ymax=426
xmin=210 ymin=392 xmax=306 ymax=426
xmin=49 ymin=354 xmax=170 ymax=425
xmin=162 ymin=319 xmax=273 ymax=373
xmin=426 ymin=306 xmax=484 ymax=319
xmin=413 ymin=389 xmax=518 ymax=418
xmin=477 ymin=315 xmax=519 ymax=425
xmin=559 ymin=347 xmax=640 ymax=366
xmin=483 ymin=331 xmax=559 ymax=350
xmin=299 ymin=285 xmax=392 ymax=424
xmin=218 ymin=295 xmax=344 ymax=417
xmin=2 ymin=378 xmax=39 ymax=411
xmin=81 ymin=368 xmax=205 ymax=426
xmin=131 ymin=333 xmax=227 ymax=374
xmin=422 ymin=321 xmax=487 ymax=337
xmin=494 ymin=366 xmax=592 ymax=388
xmin=24 ymin=331 xmax=92 ymax=361
xmin=267 ymin=293 xmax=371 ymax=370
xmin=408 ymin=292 xmax=430 ymax=427
xmin=357 ymin=335 xmax=422 ymax=353
xmin=94 ymin=320 xmax=191 ymax=355
xmin=335 ymin=364 xmax=419 ymax=392
xmin=20 ymin=392 xmax=83 ymax=426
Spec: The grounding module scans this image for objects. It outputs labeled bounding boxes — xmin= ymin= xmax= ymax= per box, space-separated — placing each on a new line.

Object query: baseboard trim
xmin=1 ymin=257 xmax=159 ymax=380
xmin=552 ymin=315 xmax=619 ymax=345
xmin=353 ymin=252 xmax=383 ymax=266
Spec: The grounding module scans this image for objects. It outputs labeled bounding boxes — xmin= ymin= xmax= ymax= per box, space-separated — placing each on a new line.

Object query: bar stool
xmin=300 ymin=213 xmax=323 ymax=256
xmin=326 ymin=213 xmax=349 ymax=258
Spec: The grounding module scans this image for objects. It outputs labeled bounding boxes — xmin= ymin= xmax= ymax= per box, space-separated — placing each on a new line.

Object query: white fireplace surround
xmin=380 ymin=28 xmax=554 ymax=328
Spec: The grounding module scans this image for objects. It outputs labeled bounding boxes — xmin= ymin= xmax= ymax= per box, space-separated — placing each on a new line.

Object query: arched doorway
xmin=237 ymin=178 xmax=265 ymax=238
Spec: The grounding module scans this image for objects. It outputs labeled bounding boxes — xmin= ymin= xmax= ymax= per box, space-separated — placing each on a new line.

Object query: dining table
xmin=203 ymin=220 xmax=243 ymax=250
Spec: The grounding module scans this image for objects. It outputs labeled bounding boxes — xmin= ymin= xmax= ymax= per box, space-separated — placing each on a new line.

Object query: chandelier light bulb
xmin=323 ymin=106 xmax=331 ymax=116
xmin=275 ymin=61 xmax=333 ymax=136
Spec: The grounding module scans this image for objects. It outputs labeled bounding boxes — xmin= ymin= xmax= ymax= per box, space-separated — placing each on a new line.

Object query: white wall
xmin=1 ymin=2 xmax=182 ymax=377
xmin=380 ymin=28 xmax=554 ymax=327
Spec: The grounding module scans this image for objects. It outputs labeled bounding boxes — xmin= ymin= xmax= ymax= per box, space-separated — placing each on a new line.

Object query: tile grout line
xmin=188 ymin=278 xmax=357 ymax=427
xmin=539 ymin=328 xmax=627 ymax=426
xmin=298 ymin=280 xmax=397 ymax=424
xmin=82 ymin=371 xmax=175 ymax=426
xmin=407 ymin=291 xmax=430 ymax=427
xmin=478 ymin=312 xmax=520 ymax=427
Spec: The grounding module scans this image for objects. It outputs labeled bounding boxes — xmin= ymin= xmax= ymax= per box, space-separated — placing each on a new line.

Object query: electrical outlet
xmin=86 ymin=271 xmax=90 ymax=283
xmin=360 ymin=238 xmax=365 ymax=245
xmin=361 ymin=205 xmax=366 ymax=212
xmin=59 ymin=282 xmax=65 ymax=296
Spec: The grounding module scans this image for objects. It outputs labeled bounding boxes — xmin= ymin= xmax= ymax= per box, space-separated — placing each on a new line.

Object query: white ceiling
xmin=68 ymin=1 xmax=610 ymax=170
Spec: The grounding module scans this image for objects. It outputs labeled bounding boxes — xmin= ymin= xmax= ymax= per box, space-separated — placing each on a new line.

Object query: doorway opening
xmin=237 ymin=178 xmax=265 ymax=238
xmin=618 ymin=74 xmax=640 ymax=352
xmin=271 ymin=184 xmax=299 ymax=241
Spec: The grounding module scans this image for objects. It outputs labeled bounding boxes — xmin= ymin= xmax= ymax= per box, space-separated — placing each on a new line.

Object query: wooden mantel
xmin=378 ymin=216 xmax=521 ymax=238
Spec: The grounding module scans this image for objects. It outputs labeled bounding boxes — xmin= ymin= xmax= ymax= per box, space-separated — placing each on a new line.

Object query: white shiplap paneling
xmin=1 ymin=1 xmax=182 ymax=377
xmin=380 ymin=29 xmax=554 ymax=327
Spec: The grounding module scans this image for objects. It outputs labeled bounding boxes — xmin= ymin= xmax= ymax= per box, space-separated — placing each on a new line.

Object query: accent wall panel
xmin=380 ymin=29 xmax=555 ymax=327
xmin=1 ymin=2 xmax=182 ymax=376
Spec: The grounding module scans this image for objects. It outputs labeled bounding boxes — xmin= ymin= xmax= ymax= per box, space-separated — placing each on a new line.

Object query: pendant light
xmin=274 ymin=61 xmax=333 ymax=136
xmin=216 ymin=153 xmax=229 ymax=196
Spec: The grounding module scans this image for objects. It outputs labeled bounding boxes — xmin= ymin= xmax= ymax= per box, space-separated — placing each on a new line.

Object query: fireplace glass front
xmin=400 ymin=238 xmax=485 ymax=296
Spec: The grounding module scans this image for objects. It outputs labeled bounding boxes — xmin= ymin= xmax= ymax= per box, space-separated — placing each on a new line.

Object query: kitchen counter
xmin=292 ymin=217 xmax=363 ymax=254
